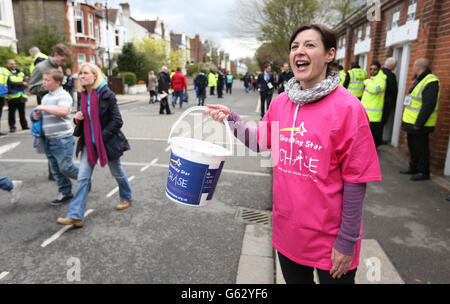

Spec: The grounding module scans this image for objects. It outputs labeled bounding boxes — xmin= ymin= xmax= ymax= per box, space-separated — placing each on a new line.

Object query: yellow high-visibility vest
xmin=30 ymin=53 xmax=48 ymax=74
xmin=348 ymin=68 xmax=366 ymax=98
xmin=361 ymin=70 xmax=386 ymax=123
xmin=339 ymin=70 xmax=346 ymax=87
xmin=208 ymin=73 xmax=217 ymax=87
xmin=402 ymin=74 xmax=440 ymax=127
xmin=7 ymin=71 xmax=28 ymax=100
xmin=0 ymin=67 xmax=9 ymax=97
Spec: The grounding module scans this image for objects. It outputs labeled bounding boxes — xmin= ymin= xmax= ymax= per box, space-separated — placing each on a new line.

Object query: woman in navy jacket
xmin=57 ymin=63 xmax=132 ymax=228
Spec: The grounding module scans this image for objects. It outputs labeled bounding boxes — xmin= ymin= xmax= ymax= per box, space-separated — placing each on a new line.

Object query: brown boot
xmin=116 ymin=199 xmax=133 ymax=211
xmin=57 ymin=217 xmax=84 ymax=228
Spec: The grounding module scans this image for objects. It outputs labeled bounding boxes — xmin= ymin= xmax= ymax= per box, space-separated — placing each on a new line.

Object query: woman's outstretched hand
xmin=204 ymin=104 xmax=231 ymax=123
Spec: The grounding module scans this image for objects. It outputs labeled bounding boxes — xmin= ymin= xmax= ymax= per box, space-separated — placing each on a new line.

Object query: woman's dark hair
xmin=289 ymin=24 xmax=337 ymax=74
xmin=371 ymin=61 xmax=381 ymax=69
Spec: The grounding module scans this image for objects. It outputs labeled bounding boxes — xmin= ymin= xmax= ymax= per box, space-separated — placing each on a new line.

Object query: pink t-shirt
xmin=258 ymin=87 xmax=382 ymax=270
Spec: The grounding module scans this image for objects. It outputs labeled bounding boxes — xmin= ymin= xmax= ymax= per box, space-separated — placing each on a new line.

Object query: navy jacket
xmin=75 ymin=85 xmax=130 ymax=161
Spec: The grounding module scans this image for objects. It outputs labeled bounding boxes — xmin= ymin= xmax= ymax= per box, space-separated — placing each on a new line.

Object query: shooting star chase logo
xmin=170 ymin=158 xmax=183 ymax=167
xmin=280 ymin=121 xmax=307 ymax=137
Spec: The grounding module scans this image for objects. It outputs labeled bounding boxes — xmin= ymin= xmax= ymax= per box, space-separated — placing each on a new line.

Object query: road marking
xmin=0 ymin=142 xmax=20 ymax=157
xmin=126 ymin=137 xmax=167 ymax=142
xmin=140 ymin=158 xmax=159 ymax=172
xmin=106 ymin=176 xmax=135 ymax=198
xmin=0 ymin=272 xmax=9 ymax=280
xmin=41 ymin=209 xmax=94 ymax=248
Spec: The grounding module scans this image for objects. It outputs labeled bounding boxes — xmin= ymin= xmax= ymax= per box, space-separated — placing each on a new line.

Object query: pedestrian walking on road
xmin=32 ymin=69 xmax=79 ymax=205
xmin=194 ymin=70 xmax=208 ymax=106
xmin=171 ymin=68 xmax=187 ymax=109
xmin=400 ymin=58 xmax=441 ymax=181
xmin=209 ymin=70 xmax=217 ymax=96
xmin=205 ymin=24 xmax=381 ymax=284
xmin=226 ymin=72 xmax=234 ymax=94
xmin=57 ymin=63 xmax=133 ymax=228
xmin=242 ymin=72 xmax=251 ymax=93
xmin=217 ymin=69 xmax=224 ymax=98
xmin=147 ymin=70 xmax=157 ymax=104
xmin=257 ymin=63 xmax=275 ymax=118
xmin=0 ymin=176 xmax=22 ymax=204
xmin=158 ymin=66 xmax=171 ymax=114
xmin=28 ymin=43 xmax=72 ymax=181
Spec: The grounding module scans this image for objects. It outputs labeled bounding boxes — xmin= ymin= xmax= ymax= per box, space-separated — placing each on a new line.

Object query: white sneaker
xmin=10 ymin=180 xmax=22 ymax=204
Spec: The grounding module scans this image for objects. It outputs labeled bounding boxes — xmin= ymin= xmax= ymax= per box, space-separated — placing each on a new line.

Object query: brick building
xmin=67 ymin=1 xmax=103 ymax=72
xmin=13 ymin=0 xmax=104 ymax=73
xmin=334 ymin=0 xmax=450 ymax=176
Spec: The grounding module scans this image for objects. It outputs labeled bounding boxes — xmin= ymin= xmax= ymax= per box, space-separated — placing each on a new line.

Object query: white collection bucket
xmin=166 ymin=106 xmax=233 ymax=207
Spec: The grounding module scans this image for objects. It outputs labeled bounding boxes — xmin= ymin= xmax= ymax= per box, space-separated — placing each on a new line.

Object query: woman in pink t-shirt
xmin=205 ymin=24 xmax=381 ymax=284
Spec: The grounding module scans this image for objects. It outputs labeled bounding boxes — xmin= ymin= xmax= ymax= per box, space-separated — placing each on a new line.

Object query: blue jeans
xmin=0 ymin=176 xmax=13 ymax=192
xmin=44 ymin=136 xmax=79 ymax=196
xmin=172 ymin=91 xmax=184 ymax=108
xmin=67 ymin=147 xmax=132 ymax=220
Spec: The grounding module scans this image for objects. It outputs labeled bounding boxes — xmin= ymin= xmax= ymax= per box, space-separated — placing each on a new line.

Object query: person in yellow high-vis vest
xmin=6 ymin=59 xmax=29 ymax=132
xmin=208 ymin=71 xmax=217 ymax=96
xmin=343 ymin=61 xmax=367 ymax=100
xmin=28 ymin=46 xmax=48 ymax=74
xmin=0 ymin=66 xmax=10 ymax=136
xmin=400 ymin=58 xmax=440 ymax=181
xmin=361 ymin=61 xmax=386 ymax=148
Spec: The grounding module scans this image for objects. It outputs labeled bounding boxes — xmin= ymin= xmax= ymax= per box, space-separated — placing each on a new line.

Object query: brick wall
xmin=13 ymin=0 xmax=67 ymax=53
xmin=335 ymin=0 xmax=450 ymax=175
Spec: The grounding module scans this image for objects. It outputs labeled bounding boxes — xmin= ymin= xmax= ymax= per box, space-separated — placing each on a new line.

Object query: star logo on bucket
xmin=280 ymin=122 xmax=308 ymax=136
xmin=170 ymin=158 xmax=183 ymax=167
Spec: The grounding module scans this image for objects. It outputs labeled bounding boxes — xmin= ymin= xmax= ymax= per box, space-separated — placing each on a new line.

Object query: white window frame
xmin=95 ymin=22 xmax=99 ymax=41
xmin=407 ymin=0 xmax=417 ymax=23
xmin=90 ymin=54 xmax=96 ymax=64
xmin=392 ymin=7 xmax=401 ymax=29
xmin=357 ymin=27 xmax=363 ymax=42
xmin=76 ymin=9 xmax=84 ymax=34
xmin=88 ymin=13 xmax=94 ymax=38
xmin=78 ymin=53 xmax=86 ymax=66
xmin=0 ymin=0 xmax=4 ymax=23
xmin=366 ymin=23 xmax=371 ymax=40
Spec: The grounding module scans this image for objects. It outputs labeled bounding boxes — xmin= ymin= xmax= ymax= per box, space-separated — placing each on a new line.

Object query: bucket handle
xmin=167 ymin=106 xmax=234 ymax=156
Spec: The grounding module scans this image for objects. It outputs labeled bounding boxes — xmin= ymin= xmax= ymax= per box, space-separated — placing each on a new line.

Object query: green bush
xmin=120 ymin=72 xmax=137 ymax=86
xmin=0 ymin=46 xmax=33 ymax=76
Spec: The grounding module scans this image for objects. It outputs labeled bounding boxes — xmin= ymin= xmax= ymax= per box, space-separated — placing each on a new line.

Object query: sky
xmin=106 ymin=0 xmax=259 ymax=60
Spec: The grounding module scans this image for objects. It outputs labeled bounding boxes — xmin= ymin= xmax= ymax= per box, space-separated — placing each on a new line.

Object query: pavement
xmin=1 ymin=84 xmax=449 ymax=284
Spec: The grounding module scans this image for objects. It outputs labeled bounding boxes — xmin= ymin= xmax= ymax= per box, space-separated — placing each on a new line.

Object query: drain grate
xmin=235 ymin=207 xmax=272 ymax=226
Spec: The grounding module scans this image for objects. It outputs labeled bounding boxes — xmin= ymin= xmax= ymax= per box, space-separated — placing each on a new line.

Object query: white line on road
xmin=106 ymin=176 xmax=136 ymax=198
xmin=0 ymin=272 xmax=9 ymax=280
xmin=41 ymin=209 xmax=94 ymax=248
xmin=140 ymin=158 xmax=159 ymax=172
xmin=0 ymin=142 xmax=20 ymax=157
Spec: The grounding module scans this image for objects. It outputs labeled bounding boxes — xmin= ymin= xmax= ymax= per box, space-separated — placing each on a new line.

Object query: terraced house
xmin=334 ymin=0 xmax=450 ymax=176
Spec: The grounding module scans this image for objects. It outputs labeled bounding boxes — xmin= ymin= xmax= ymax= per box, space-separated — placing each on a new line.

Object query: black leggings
xmin=278 ymin=252 xmax=357 ymax=284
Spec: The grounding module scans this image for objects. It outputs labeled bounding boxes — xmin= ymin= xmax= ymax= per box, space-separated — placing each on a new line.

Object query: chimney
xmin=120 ymin=2 xmax=130 ymax=17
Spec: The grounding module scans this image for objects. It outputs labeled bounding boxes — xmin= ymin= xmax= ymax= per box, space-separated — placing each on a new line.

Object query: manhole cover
xmin=235 ymin=207 xmax=272 ymax=226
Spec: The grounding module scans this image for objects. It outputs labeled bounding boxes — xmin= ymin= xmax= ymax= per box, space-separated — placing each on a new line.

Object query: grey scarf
xmin=284 ymin=71 xmax=341 ymax=106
